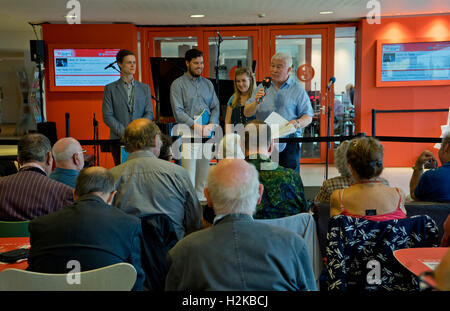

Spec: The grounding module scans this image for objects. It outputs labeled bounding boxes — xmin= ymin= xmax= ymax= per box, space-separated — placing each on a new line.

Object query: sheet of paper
xmin=264 ymin=111 xmax=296 ymax=139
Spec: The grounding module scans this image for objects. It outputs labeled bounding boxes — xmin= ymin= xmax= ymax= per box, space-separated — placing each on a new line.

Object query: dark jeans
xmin=279 ymin=142 xmax=300 ymax=173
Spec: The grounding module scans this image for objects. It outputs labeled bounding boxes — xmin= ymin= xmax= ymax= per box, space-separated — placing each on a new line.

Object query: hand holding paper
xmin=264 ymin=111 xmax=297 ymax=139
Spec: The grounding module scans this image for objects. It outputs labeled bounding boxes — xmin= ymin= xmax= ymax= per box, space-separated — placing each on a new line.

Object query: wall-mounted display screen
xmin=53 ymin=48 xmax=120 ymax=86
xmin=376 ymin=39 xmax=450 ymax=87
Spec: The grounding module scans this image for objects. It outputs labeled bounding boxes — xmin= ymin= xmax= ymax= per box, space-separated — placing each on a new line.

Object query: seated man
xmin=410 ymin=133 xmax=450 ymax=202
xmin=27 ymin=167 xmax=145 ymax=291
xmin=109 ymin=118 xmax=202 ymax=240
xmin=0 ymin=133 xmax=73 ymax=220
xmin=165 ymin=159 xmax=317 ymax=291
xmin=240 ymin=120 xmax=308 ymax=219
xmin=50 ymin=137 xmax=85 ymax=188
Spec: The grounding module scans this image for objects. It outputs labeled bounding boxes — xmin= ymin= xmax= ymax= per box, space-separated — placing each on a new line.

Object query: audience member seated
xmin=240 ymin=120 xmax=308 ymax=219
xmin=165 ymin=159 xmax=317 ymax=291
xmin=410 ymin=133 xmax=450 ymax=202
xmin=330 ymin=137 xmax=407 ymax=220
xmin=315 ymin=140 xmax=389 ymax=203
xmin=434 ymin=248 xmax=450 ymax=291
xmin=158 ymin=133 xmax=173 ymax=162
xmin=217 ymin=133 xmax=245 ymax=159
xmin=0 ymin=133 xmax=73 ymax=220
xmin=49 ymin=137 xmax=85 ymax=188
xmin=27 ymin=167 xmax=145 ymax=291
xmin=441 ymin=214 xmax=450 ymax=247
xmin=109 ymin=118 xmax=202 ymax=240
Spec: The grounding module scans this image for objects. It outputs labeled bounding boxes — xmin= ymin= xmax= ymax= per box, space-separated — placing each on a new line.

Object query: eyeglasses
xmin=76 ymin=149 xmax=86 ymax=155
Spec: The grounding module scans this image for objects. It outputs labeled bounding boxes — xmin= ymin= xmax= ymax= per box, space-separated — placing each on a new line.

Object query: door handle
xmin=320 ymin=105 xmax=326 ymax=115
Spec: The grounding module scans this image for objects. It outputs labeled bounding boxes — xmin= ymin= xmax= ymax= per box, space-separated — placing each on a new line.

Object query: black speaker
xmin=30 ymin=40 xmax=45 ymax=62
xmin=37 ymin=122 xmax=57 ymax=146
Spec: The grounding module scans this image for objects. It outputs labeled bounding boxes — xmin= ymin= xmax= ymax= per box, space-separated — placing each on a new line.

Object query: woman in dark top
xmin=224 ymin=67 xmax=256 ymax=132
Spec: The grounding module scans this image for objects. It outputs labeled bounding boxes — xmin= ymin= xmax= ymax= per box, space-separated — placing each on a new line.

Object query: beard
xmin=188 ymin=67 xmax=201 ymax=78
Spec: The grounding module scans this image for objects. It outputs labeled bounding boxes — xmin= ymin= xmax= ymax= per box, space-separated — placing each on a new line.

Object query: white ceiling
xmin=0 ymin=0 xmax=449 ymax=33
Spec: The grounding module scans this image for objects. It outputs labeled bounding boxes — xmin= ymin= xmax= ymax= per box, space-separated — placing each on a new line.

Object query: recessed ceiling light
xmin=190 ymin=14 xmax=205 ymax=18
xmin=319 ymin=11 xmax=334 ymax=15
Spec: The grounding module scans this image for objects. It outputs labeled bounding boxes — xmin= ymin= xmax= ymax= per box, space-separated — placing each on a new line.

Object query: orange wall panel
xmin=42 ymin=24 xmax=139 ymax=168
xmin=359 ymin=15 xmax=450 ymax=167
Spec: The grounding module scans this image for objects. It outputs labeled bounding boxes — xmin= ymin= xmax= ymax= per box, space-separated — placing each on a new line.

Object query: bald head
xmin=123 ymin=118 xmax=161 ymax=154
xmin=206 ymin=159 xmax=262 ymax=216
xmin=52 ymin=137 xmax=84 ymax=171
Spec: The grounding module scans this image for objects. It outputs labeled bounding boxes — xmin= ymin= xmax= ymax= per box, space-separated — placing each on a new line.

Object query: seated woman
xmin=315 ymin=140 xmax=389 ymax=203
xmin=330 ymin=137 xmax=407 ymax=221
xmin=224 ymin=67 xmax=256 ymax=132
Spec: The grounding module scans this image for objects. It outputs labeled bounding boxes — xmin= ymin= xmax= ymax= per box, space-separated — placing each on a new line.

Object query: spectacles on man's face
xmin=76 ymin=149 xmax=86 ymax=155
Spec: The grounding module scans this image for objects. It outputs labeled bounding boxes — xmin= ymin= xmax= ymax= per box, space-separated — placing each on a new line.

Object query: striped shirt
xmin=0 ymin=166 xmax=74 ymax=220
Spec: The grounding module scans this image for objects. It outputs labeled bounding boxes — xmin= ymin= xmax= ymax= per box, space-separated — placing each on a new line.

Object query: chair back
xmin=0 ymin=262 xmax=137 ymax=291
xmin=321 ymin=215 xmax=439 ymax=291
xmin=256 ymin=213 xmax=323 ymax=286
xmin=0 ymin=221 xmax=30 ymax=237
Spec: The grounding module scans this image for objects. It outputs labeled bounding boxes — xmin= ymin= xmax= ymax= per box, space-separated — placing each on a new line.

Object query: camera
xmin=424 ymin=159 xmax=438 ymax=169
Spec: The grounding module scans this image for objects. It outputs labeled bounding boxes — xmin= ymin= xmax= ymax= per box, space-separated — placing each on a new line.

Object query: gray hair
xmin=206 ymin=161 xmax=260 ymax=215
xmin=75 ymin=167 xmax=115 ymax=197
xmin=18 ymin=133 xmax=51 ymax=164
xmin=271 ymin=52 xmax=293 ymax=68
xmin=335 ymin=140 xmax=351 ymax=178
xmin=52 ymin=137 xmax=81 ymax=162
xmin=217 ymin=134 xmax=245 ymax=159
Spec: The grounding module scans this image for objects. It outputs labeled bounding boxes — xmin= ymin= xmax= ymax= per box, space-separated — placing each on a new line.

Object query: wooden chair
xmin=0 ymin=262 xmax=137 ymax=291
xmin=0 ymin=221 xmax=30 ymax=237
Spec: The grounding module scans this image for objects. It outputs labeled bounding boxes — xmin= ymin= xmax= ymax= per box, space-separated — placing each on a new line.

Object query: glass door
xmin=270 ymin=28 xmax=329 ymax=163
xmin=203 ymin=30 xmax=259 ymax=123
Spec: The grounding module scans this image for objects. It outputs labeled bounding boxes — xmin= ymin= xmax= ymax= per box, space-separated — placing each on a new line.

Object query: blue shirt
xmin=170 ymin=73 xmax=220 ymax=128
xmin=49 ymin=167 xmax=78 ymax=188
xmin=246 ymin=76 xmax=314 ymax=138
xmin=414 ymin=162 xmax=450 ymax=202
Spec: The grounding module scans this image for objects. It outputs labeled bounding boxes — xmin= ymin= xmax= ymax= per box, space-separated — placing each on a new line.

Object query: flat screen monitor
xmin=150 ymin=57 xmax=186 ymax=120
xmin=48 ymin=44 xmax=120 ymax=91
xmin=376 ymin=39 xmax=450 ymax=87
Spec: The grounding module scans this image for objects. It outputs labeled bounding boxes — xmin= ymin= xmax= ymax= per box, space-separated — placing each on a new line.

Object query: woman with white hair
xmin=314 ymin=140 xmax=389 ymax=203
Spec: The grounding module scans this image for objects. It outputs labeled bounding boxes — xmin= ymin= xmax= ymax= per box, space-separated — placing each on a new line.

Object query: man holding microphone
xmin=244 ymin=52 xmax=313 ymax=173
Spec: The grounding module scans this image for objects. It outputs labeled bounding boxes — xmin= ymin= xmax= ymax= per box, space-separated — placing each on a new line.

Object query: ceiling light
xmin=190 ymin=14 xmax=205 ymax=18
xmin=319 ymin=11 xmax=334 ymax=15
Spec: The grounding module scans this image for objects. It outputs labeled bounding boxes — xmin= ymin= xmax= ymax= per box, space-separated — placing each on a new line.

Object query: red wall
xmin=357 ymin=15 xmax=450 ymax=167
xmin=42 ymin=24 xmax=139 ymax=168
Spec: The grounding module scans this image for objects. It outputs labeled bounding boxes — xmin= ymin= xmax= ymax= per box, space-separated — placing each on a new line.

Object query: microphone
xmin=104 ymin=61 xmax=117 ymax=70
xmin=258 ymin=77 xmax=272 ymax=104
xmin=216 ymin=30 xmax=223 ymax=43
xmin=327 ymin=76 xmax=336 ymax=89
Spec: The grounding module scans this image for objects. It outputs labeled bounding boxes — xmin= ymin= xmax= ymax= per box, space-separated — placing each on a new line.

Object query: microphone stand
xmin=215 ymin=31 xmax=223 ymax=118
xmin=93 ymin=114 xmax=99 ymax=166
xmin=325 ymin=85 xmax=332 ymax=180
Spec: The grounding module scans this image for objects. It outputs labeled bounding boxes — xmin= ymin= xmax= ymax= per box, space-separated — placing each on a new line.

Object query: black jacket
xmin=27 ymin=194 xmax=145 ymax=290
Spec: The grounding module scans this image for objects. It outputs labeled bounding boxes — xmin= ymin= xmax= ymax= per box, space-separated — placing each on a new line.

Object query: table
xmin=394 ymin=247 xmax=449 ymax=288
xmin=0 ymin=237 xmax=30 ymax=272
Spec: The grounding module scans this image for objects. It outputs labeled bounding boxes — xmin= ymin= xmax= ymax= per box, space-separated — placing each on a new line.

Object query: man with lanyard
xmin=244 ymin=52 xmax=313 ymax=173
xmin=170 ymin=48 xmax=219 ymax=201
xmin=102 ymin=49 xmax=153 ymax=165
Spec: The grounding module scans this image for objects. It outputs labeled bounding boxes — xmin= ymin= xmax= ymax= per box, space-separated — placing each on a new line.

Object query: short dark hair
xmin=185 ymin=49 xmax=203 ymax=62
xmin=75 ymin=167 xmax=115 ymax=197
xmin=122 ymin=119 xmax=161 ymax=153
xmin=347 ymin=137 xmax=384 ymax=179
xmin=18 ymin=133 xmax=51 ymax=164
xmin=116 ymin=49 xmax=135 ymax=64
xmin=242 ymin=120 xmax=272 ymax=154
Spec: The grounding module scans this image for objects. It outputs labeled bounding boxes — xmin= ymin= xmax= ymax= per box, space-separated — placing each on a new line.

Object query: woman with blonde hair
xmin=330 ymin=137 xmax=407 ymax=220
xmin=224 ymin=67 xmax=256 ymax=132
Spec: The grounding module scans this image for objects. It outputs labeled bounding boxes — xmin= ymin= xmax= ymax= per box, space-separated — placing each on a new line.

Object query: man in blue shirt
xmin=50 ymin=137 xmax=85 ymax=188
xmin=410 ymin=133 xmax=450 ymax=202
xmin=170 ymin=49 xmax=220 ymax=201
xmin=244 ymin=52 xmax=314 ymax=173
